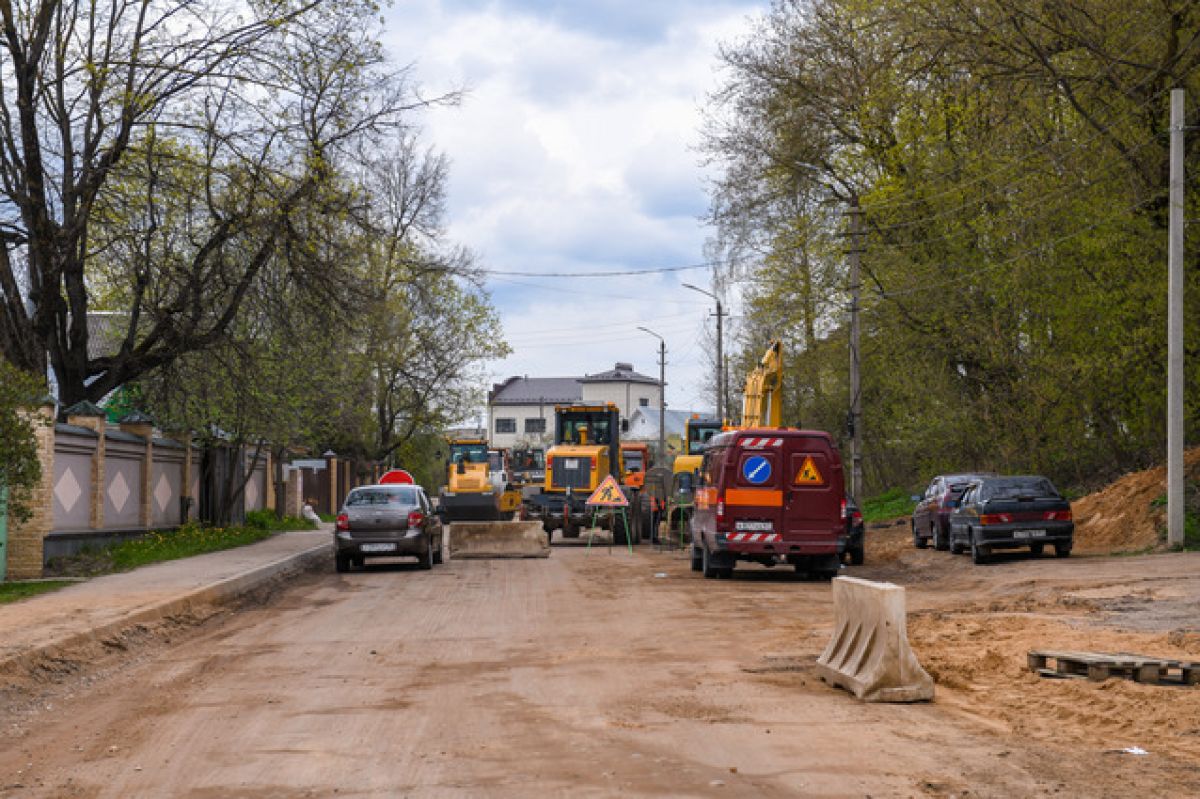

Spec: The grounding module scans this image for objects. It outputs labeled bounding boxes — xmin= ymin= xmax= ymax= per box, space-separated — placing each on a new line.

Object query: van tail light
xmin=840 ymin=499 xmax=847 ymax=520
xmin=407 ymin=510 xmax=425 ymax=528
xmin=1043 ymin=510 xmax=1072 ymax=521
xmin=336 ymin=513 xmax=349 ymax=531
xmin=979 ymin=513 xmax=1011 ymax=525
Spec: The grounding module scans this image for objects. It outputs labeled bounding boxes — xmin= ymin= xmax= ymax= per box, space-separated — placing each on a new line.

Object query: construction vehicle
xmin=738 ymin=339 xmax=783 ymax=428
xmin=439 ymin=438 xmax=501 ymax=521
xmin=665 ymin=415 xmax=725 ymax=541
xmin=620 ymin=441 xmax=652 ymax=490
xmin=487 ymin=448 xmax=523 ymax=516
xmin=508 ymin=445 xmax=546 ymax=497
xmin=524 ymin=403 xmax=642 ymax=543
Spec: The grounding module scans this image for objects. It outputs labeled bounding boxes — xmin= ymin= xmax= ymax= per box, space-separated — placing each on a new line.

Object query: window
xmin=524 ymin=417 xmax=546 ymax=434
xmin=495 ymin=418 xmax=516 ymax=434
xmin=639 ymin=397 xmax=650 ymax=407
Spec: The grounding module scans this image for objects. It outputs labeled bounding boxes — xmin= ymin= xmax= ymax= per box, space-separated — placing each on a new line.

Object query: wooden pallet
xmin=1029 ymin=649 xmax=1200 ymax=686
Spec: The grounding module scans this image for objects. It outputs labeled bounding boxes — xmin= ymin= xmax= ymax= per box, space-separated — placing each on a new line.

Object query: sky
xmin=380 ymin=0 xmax=765 ymax=419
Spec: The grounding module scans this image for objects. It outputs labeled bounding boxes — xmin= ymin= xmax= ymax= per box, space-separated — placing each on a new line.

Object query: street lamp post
xmin=637 ymin=326 xmax=667 ymax=466
xmin=682 ymin=283 xmax=725 ymax=422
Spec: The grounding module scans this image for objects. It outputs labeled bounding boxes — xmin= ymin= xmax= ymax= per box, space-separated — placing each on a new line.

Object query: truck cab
xmin=690 ymin=428 xmax=846 ymax=579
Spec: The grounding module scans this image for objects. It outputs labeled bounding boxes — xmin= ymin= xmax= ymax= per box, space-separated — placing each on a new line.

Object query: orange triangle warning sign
xmin=795 ymin=456 xmax=824 ymax=485
xmin=585 ymin=474 xmax=630 ymax=506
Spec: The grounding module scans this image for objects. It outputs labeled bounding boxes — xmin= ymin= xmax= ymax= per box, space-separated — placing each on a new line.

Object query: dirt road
xmin=4 ymin=532 xmax=1200 ymax=797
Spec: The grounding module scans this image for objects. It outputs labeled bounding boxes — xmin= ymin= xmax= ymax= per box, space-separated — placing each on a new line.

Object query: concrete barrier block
xmin=448 ymin=521 xmax=550 ymax=559
xmin=816 ymin=576 xmax=934 ymax=703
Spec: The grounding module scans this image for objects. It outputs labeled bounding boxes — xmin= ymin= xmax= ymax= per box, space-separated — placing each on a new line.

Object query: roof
xmin=579 ymin=362 xmax=660 ymax=386
xmin=489 ymin=376 xmax=582 ymax=406
xmin=624 ymin=408 xmax=714 ymax=440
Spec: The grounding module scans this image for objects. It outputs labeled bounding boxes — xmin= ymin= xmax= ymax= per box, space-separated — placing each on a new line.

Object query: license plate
xmin=360 ymin=543 xmax=397 ymax=553
xmin=735 ymin=521 xmax=774 ymax=531
xmin=1013 ymin=529 xmax=1046 ymax=539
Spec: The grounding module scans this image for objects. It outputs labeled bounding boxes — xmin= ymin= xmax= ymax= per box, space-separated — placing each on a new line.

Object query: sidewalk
xmin=0 ymin=526 xmax=332 ymax=679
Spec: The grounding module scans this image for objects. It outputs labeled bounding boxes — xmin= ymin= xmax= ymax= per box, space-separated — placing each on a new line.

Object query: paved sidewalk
xmin=0 ymin=526 xmax=332 ymax=679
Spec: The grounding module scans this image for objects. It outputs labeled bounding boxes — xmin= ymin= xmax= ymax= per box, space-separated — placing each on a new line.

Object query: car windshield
xmin=982 ymin=477 xmax=1058 ymax=500
xmin=346 ymin=487 xmax=419 ymax=506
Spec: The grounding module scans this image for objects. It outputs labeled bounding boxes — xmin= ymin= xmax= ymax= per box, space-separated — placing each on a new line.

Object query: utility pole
xmin=682 ymin=283 xmax=727 ymax=423
xmin=637 ymin=326 xmax=667 ymax=465
xmin=1167 ymin=89 xmax=1186 ymax=548
xmin=847 ymin=198 xmax=864 ymax=501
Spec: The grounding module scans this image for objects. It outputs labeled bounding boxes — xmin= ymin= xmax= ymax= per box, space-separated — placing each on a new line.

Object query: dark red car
xmin=912 ymin=472 xmax=994 ymax=551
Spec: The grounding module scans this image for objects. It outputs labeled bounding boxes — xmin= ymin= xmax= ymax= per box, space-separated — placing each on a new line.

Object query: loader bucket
xmin=448 ymin=521 xmax=550 ymax=559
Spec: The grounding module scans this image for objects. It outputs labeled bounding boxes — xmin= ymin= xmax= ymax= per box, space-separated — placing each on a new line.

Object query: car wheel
xmin=418 ymin=536 xmax=433 ymax=570
xmin=950 ymin=535 xmax=964 ymax=555
xmin=335 ymin=552 xmax=350 ymax=573
xmin=701 ymin=544 xmax=719 ymax=579
xmin=1029 ymin=542 xmax=1044 ymax=557
xmin=1055 ymin=544 xmax=1071 ymax=558
xmin=913 ymin=522 xmax=927 ymax=549
xmin=970 ymin=531 xmax=989 ymax=565
xmin=690 ymin=542 xmax=703 ymax=572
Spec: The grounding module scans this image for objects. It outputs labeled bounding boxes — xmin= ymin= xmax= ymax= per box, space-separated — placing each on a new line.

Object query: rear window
xmin=981 ymin=477 xmax=1058 ymax=500
xmin=346 ymin=487 xmax=420 ymax=506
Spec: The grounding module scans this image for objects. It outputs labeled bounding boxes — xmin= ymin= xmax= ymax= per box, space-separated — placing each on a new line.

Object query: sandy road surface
xmin=3 ymin=534 xmax=1200 ymax=797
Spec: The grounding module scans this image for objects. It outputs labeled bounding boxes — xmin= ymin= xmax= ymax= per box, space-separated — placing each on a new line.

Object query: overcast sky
xmin=381 ymin=1 xmax=764 ymax=420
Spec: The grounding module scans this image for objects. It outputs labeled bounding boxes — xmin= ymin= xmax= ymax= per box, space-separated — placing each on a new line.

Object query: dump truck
xmin=439 ymin=438 xmax=501 ymax=521
xmin=524 ymin=403 xmax=642 ymax=544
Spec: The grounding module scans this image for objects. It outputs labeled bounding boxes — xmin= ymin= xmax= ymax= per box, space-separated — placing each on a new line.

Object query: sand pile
xmin=1071 ymin=447 xmax=1200 ymax=554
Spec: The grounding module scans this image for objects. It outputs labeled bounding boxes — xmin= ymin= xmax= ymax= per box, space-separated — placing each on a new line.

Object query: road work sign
xmin=586 ymin=474 xmax=630 ymax=507
xmin=795 ymin=456 xmax=825 ymax=485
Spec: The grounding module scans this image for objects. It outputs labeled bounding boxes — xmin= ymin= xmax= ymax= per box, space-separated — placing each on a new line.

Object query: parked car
xmin=690 ymin=428 xmax=845 ymax=580
xmin=947 ymin=475 xmax=1074 ymax=564
xmin=842 ymin=496 xmax=865 ymax=565
xmin=334 ymin=484 xmax=443 ymax=572
xmin=912 ymin=472 xmax=995 ymax=551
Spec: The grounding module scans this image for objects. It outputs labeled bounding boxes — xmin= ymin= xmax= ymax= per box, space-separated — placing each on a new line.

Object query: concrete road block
xmin=448 ymin=521 xmax=550 ymax=559
xmin=816 ymin=576 xmax=934 ymax=703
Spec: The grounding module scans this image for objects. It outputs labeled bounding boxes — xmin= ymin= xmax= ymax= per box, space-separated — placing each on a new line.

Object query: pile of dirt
xmin=1071 ymin=447 xmax=1200 ymax=554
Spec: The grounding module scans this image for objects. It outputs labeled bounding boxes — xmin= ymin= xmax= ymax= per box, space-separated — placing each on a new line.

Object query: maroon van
xmin=689 ymin=428 xmax=846 ymax=579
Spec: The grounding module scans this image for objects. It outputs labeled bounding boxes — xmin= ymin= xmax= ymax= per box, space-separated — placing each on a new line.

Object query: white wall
xmin=581 ymin=381 xmax=662 ymax=425
xmin=487 ymin=404 xmax=555 ymax=449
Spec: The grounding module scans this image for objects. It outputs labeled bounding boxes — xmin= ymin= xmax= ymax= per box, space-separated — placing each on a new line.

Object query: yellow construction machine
xmin=738 ymin=339 xmax=783 ymax=428
xmin=524 ymin=403 xmax=643 ymax=543
xmin=439 ymin=438 xmax=501 ymax=521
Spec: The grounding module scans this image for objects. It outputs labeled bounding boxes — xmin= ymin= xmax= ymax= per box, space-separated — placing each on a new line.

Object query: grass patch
xmin=45 ymin=513 xmax=316 ymax=577
xmin=0 ymin=580 xmax=77 ymax=604
xmin=862 ymin=487 xmax=917 ymax=523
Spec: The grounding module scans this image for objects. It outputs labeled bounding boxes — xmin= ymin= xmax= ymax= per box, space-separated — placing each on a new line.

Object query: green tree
xmin=0 ymin=361 xmax=46 ymax=524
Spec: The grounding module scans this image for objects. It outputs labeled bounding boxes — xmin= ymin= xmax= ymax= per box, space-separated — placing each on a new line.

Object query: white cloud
xmin=381 ymin=1 xmax=761 ymax=411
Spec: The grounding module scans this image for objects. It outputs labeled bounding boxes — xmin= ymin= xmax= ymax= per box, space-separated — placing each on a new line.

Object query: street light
xmin=637 ymin=326 xmax=667 ymax=466
xmin=681 ymin=283 xmax=726 ymax=422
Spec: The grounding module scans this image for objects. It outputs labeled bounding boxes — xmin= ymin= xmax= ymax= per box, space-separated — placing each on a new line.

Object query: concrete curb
xmin=0 ymin=540 xmax=332 ymax=682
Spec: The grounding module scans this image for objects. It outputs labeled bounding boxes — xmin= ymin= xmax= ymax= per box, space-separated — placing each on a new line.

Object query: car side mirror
xmin=910 ymin=494 xmax=921 ymax=502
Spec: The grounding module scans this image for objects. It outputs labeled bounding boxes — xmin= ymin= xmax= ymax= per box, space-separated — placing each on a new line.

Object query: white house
xmin=486 ymin=362 xmax=663 ymax=449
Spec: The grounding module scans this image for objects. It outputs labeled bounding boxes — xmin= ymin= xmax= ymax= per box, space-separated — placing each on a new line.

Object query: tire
xmin=1055 ymin=544 xmax=1071 ymax=558
xmin=970 ymin=531 xmax=989 ymax=565
xmin=913 ymin=523 xmax=927 ymax=549
xmin=690 ymin=543 xmax=703 ymax=572
xmin=1029 ymin=542 xmax=1044 ymax=557
xmin=849 ymin=545 xmax=864 ymax=566
xmin=701 ymin=543 xmax=719 ymax=579
xmin=933 ymin=524 xmax=948 ymax=552
xmin=417 ymin=535 xmax=433 ymax=570
xmin=335 ymin=552 xmax=350 ymax=573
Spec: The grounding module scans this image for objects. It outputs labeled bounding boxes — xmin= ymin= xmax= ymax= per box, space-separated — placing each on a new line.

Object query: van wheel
xmin=702 ymin=545 xmax=720 ymax=579
xmin=933 ymin=525 xmax=948 ymax=552
xmin=849 ymin=545 xmax=864 ymax=566
xmin=690 ymin=543 xmax=703 ymax=572
xmin=1029 ymin=542 xmax=1044 ymax=557
xmin=1055 ymin=544 xmax=1071 ymax=558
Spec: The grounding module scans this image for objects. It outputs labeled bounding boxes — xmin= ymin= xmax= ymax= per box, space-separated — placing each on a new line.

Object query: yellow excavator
xmin=439 ymin=438 xmax=501 ymax=521
xmin=739 ymin=339 xmax=783 ymax=428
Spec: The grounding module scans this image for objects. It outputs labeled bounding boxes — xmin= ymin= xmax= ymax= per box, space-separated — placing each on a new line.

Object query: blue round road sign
xmin=742 ymin=455 xmax=771 ymax=485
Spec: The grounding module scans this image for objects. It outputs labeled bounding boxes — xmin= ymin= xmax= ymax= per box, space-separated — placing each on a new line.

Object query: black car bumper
xmin=976 ymin=521 xmax=1074 ymax=550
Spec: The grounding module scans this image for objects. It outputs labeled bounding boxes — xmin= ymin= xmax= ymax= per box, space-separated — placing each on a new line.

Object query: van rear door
xmin=781 ymin=435 xmax=844 ymax=540
xmin=724 ymin=435 xmax=784 ymax=538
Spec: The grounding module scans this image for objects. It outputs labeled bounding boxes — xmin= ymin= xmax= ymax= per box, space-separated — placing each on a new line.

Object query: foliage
xmin=703 ymin=0 xmax=1200 ymax=494
xmin=861 ymin=488 xmax=917 ymax=523
xmin=0 ymin=360 xmax=47 ymax=524
xmin=0 ymin=580 xmax=78 ymax=605
xmin=244 ymin=509 xmax=317 ymax=533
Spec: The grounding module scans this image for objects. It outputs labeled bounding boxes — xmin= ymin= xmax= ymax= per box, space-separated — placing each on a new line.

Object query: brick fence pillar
xmin=6 ymin=401 xmax=56 ymax=580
